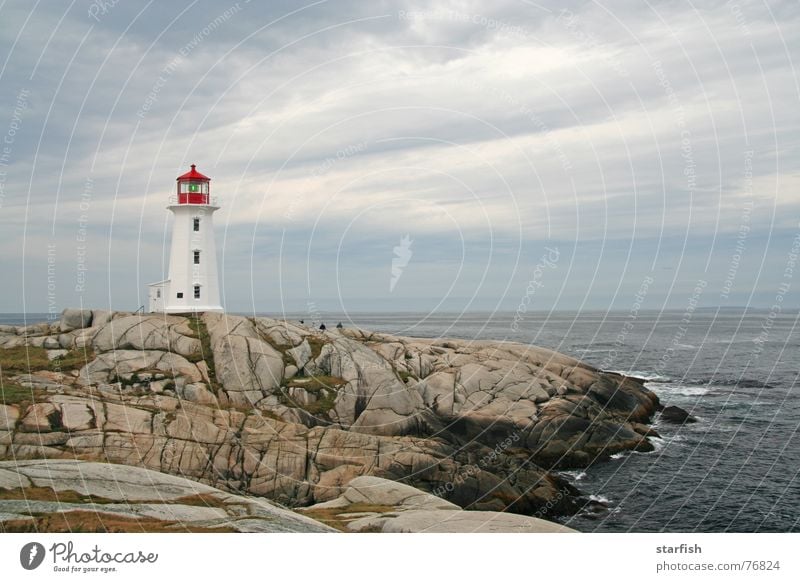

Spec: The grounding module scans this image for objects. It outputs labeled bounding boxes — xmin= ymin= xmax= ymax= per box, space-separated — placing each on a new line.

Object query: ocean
xmin=4 ymin=309 xmax=799 ymax=532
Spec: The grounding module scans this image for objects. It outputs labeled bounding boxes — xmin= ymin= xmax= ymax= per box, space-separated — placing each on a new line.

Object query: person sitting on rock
xmin=319 ymin=323 xmax=326 ymax=331
xmin=336 ymin=322 xmax=343 ymax=329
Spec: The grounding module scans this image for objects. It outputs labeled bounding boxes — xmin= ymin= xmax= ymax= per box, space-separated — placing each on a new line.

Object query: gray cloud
xmin=0 ymin=0 xmax=798 ymax=313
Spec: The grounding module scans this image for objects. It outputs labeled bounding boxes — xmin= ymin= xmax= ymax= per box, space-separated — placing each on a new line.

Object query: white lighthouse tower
xmin=148 ymin=164 xmax=223 ymax=313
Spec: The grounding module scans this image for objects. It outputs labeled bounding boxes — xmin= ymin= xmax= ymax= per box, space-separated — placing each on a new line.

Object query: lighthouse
xmin=148 ymin=164 xmax=223 ymax=313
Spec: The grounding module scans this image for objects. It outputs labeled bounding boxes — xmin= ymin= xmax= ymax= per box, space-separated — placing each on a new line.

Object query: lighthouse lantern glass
xmin=177 ymin=179 xmax=209 ymax=204
xmin=179 ymin=182 xmax=208 ymax=195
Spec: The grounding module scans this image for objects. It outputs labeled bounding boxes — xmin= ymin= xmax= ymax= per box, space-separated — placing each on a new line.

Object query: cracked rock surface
xmin=0 ymin=309 xmax=662 ymax=531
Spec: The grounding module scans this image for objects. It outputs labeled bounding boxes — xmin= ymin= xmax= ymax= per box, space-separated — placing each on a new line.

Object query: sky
xmin=0 ymin=0 xmax=798 ymax=317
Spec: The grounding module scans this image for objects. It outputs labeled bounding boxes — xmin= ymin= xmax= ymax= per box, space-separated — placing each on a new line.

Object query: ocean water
xmin=5 ymin=309 xmax=799 ymax=532
xmin=286 ymin=309 xmax=800 ymax=533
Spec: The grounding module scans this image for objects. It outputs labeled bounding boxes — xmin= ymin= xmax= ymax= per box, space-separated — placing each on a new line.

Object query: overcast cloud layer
xmin=0 ymin=0 xmax=798 ymax=317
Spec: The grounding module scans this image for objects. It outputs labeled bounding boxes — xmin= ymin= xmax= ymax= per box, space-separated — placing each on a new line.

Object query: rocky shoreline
xmin=0 ymin=308 xmax=664 ymax=532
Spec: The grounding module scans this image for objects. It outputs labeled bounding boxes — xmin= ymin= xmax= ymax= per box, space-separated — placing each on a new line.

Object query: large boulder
xmin=319 ymin=335 xmax=434 ymax=436
xmin=77 ymin=350 xmax=202 ymax=386
xmin=253 ymin=318 xmax=308 ymax=347
xmin=307 ymin=475 xmax=459 ymax=512
xmin=202 ymin=313 xmax=284 ymax=408
xmin=59 ymin=308 xmax=93 ymax=332
xmin=660 ymin=405 xmax=697 ymax=424
xmin=178 ymin=383 xmax=218 ymax=406
xmin=302 ymin=476 xmax=575 ymax=533
xmin=92 ymin=315 xmax=200 ymax=357
xmin=90 ymin=310 xmax=113 ymax=328
xmin=0 ymin=460 xmax=333 ymax=533
xmin=0 ymin=405 xmax=19 ymax=431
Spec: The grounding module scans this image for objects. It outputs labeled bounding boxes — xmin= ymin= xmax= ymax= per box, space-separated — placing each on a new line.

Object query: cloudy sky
xmin=0 ymin=0 xmax=798 ymax=317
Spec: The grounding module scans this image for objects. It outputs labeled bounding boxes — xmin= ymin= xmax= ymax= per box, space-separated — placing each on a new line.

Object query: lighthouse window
xmin=194 ymin=285 xmax=201 ymax=299
xmin=180 ymin=182 xmax=208 ymax=194
xmin=193 ymin=218 xmax=200 ymax=231
xmin=176 ymin=292 xmax=184 ymax=299
xmin=193 ymin=250 xmax=200 ymax=264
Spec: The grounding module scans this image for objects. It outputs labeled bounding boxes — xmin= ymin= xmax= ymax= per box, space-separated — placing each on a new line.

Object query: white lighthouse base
xmin=148 ymin=280 xmax=223 ymax=314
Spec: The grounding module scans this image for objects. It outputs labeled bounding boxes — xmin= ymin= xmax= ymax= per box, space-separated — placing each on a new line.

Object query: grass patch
xmin=0 ymin=346 xmax=49 ymax=374
xmin=187 ymin=316 xmax=222 ymax=394
xmin=300 ymin=503 xmax=396 ymax=532
xmin=397 ymin=369 xmax=417 ymax=384
xmin=0 ymin=488 xmax=231 ymax=510
xmin=294 ymin=397 xmax=336 ymax=416
xmin=50 ymin=348 xmax=95 ymax=372
xmin=0 ymin=510 xmax=237 ymax=533
xmin=250 ymin=318 xmax=329 ymax=371
xmin=0 ymin=380 xmax=40 ymax=406
xmin=0 ymin=487 xmax=121 ymax=504
xmin=258 ymin=408 xmax=284 ymax=422
xmin=180 ymin=324 xmax=199 ymax=339
xmin=306 ymin=336 xmax=326 ymax=361
xmin=286 ymin=375 xmax=347 ymax=392
xmin=250 ymin=319 xmax=299 ymax=368
xmin=0 ymin=345 xmax=94 ymax=376
xmin=280 ymin=374 xmax=346 ymax=415
xmin=270 ymin=341 xmax=297 ymax=368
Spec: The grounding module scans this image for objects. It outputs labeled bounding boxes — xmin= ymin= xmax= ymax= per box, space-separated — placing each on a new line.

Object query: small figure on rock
xmin=319 ymin=323 xmax=326 ymax=331
xmin=336 ymin=322 xmax=343 ymax=329
xmin=299 ymin=319 xmax=304 ymax=324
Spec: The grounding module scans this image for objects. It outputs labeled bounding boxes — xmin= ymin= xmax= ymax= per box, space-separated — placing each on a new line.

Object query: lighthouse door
xmin=148 ymin=282 xmax=167 ymax=313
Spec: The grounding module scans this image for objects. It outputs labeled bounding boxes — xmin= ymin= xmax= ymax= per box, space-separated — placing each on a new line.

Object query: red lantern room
xmin=176 ymin=164 xmax=210 ymax=204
